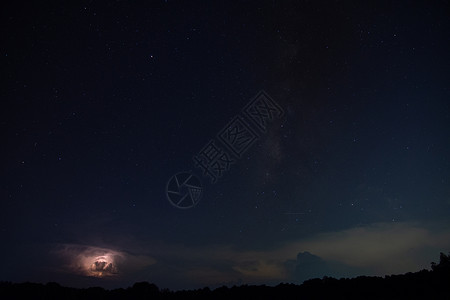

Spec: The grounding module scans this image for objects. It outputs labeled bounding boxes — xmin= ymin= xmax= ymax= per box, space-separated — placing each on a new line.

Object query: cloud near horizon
xmin=144 ymin=221 xmax=450 ymax=287
xmin=51 ymin=222 xmax=450 ymax=289
xmin=287 ymin=222 xmax=450 ymax=275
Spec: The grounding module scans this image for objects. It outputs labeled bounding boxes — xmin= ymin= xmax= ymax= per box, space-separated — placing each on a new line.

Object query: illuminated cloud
xmin=55 ymin=244 xmax=156 ymax=278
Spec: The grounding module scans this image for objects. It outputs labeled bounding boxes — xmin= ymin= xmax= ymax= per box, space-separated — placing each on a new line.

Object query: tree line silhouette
xmin=1 ymin=252 xmax=449 ymax=299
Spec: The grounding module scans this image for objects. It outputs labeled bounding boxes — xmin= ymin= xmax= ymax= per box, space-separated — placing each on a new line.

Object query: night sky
xmin=2 ymin=1 xmax=450 ymax=291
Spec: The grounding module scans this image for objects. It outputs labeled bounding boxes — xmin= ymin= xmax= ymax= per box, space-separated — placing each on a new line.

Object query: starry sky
xmin=1 ymin=0 xmax=450 ymax=291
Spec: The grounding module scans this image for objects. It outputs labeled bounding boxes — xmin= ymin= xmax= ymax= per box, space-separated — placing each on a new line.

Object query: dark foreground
xmin=1 ymin=253 xmax=449 ymax=299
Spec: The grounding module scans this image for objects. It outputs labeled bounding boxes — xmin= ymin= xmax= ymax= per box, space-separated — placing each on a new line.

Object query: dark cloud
xmin=128 ymin=222 xmax=450 ymax=288
xmin=286 ymin=251 xmax=364 ymax=283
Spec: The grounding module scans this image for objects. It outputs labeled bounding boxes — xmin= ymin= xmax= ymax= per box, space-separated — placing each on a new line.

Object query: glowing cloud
xmin=55 ymin=244 xmax=155 ymax=278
